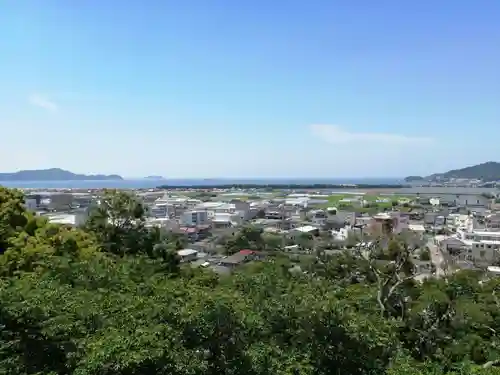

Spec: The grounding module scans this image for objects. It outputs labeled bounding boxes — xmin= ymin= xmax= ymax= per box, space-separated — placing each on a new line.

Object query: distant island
xmin=144 ymin=176 xmax=165 ymax=180
xmin=405 ymin=161 xmax=500 ymax=183
xmin=0 ymin=168 xmax=123 ymax=181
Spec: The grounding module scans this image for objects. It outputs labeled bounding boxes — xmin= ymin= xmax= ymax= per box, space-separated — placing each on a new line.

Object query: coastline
xmin=0 ymin=178 xmax=403 ymax=190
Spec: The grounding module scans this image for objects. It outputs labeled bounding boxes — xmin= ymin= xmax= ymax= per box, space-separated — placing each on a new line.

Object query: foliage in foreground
xmin=1 ymin=187 xmax=500 ymax=374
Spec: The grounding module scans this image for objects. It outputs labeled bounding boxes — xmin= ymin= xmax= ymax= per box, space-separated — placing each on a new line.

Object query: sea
xmin=0 ymin=178 xmax=403 ymax=190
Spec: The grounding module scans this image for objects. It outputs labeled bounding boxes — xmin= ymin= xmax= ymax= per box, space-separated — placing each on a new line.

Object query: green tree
xmin=85 ymin=189 xmax=160 ymax=256
xmin=2 ymin=185 xmax=500 ymax=374
xmin=152 ymin=242 xmax=181 ymax=275
xmin=420 ymin=247 xmax=431 ymax=261
xmin=0 ymin=187 xmax=28 ymax=252
xmin=225 ymin=226 xmax=265 ymax=254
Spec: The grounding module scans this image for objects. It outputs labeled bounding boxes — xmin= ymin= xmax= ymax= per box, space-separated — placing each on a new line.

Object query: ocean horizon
xmin=0 ymin=178 xmax=404 ymax=190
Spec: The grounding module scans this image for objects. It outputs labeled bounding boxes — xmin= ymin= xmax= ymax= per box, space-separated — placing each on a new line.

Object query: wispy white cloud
xmin=28 ymin=93 xmax=58 ymax=112
xmin=309 ymin=124 xmax=434 ymax=146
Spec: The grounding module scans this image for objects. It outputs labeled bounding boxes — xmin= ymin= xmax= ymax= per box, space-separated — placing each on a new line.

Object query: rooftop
xmin=294 ymin=225 xmax=318 ymax=233
xmin=487 ymin=266 xmax=500 ymax=274
xmin=373 ymin=213 xmax=392 ymax=220
xmin=239 ymin=249 xmax=255 ymax=255
xmin=177 ymin=249 xmax=198 ymax=257
xmin=45 ymin=213 xmax=78 ymax=226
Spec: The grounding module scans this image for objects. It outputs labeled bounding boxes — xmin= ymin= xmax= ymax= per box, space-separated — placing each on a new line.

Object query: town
xmin=20 ymin=183 xmax=500 ymax=279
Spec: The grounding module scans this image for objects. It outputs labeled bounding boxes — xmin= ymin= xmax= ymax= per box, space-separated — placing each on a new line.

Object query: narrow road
xmin=427 ymin=236 xmax=445 ymax=278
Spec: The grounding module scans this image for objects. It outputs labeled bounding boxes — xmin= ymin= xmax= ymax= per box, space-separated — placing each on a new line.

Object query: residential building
xmin=308 ymin=210 xmax=328 ymax=225
xmin=212 ymin=212 xmax=241 ymax=228
xmin=486 ymin=213 xmax=500 ymax=230
xmin=446 ymin=214 xmax=470 ymax=229
xmin=331 ymin=227 xmax=350 ymax=241
xmin=28 ymin=192 xmax=74 ymax=211
xmin=219 ymin=249 xmax=260 ymax=268
xmin=150 ymin=203 xmax=175 ymax=218
xmin=265 ymin=210 xmax=286 ymax=220
xmin=180 ymin=210 xmax=209 ymax=226
xmin=440 ymin=237 xmax=467 ymax=257
xmin=455 ymin=227 xmax=500 ymax=266
xmin=44 ymin=208 xmax=90 ymax=227
xmin=369 ymin=212 xmax=409 ymax=235
xmin=228 ymin=199 xmax=258 ymax=221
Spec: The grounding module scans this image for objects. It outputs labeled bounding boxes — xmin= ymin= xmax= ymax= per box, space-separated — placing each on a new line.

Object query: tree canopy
xmin=0 ymin=186 xmax=499 ymax=374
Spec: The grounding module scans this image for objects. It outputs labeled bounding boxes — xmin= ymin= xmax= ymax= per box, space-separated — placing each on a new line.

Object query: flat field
xmin=321 ymin=192 xmax=414 ymax=212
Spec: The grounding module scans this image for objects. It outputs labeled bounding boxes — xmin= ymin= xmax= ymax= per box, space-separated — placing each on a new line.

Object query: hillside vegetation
xmin=429 ymin=161 xmax=500 ymax=180
xmin=405 ymin=161 xmax=500 ymax=182
xmin=1 ymin=187 xmax=500 ymax=374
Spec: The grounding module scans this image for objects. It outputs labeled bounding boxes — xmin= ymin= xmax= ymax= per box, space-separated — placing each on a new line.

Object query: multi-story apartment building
xmin=150 ymin=203 xmax=175 ymax=218
xmin=369 ymin=212 xmax=409 ymax=235
xmin=180 ymin=210 xmax=209 ymax=226
xmin=456 ymin=226 xmax=500 ymax=266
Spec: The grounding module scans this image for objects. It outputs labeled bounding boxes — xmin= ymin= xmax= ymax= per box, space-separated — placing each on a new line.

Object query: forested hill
xmin=0 ymin=186 xmax=499 ymax=374
xmin=429 ymin=161 xmax=500 ymax=180
xmin=406 ymin=161 xmax=500 ymax=182
xmin=0 ymin=168 xmax=123 ymax=181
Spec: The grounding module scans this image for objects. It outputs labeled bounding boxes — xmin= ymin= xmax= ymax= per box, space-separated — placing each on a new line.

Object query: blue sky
xmin=1 ymin=1 xmax=499 ymax=178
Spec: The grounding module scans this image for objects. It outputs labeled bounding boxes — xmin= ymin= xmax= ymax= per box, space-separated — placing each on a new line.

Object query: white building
xmin=180 ymin=210 xmax=209 ymax=226
xmin=332 ymin=227 xmax=350 ymax=241
xmin=193 ymin=201 xmax=254 ymax=222
xmin=309 ymin=209 xmax=328 ymax=225
xmin=177 ymin=249 xmax=198 ymax=263
xmin=194 ymin=202 xmax=234 ymax=216
xmin=45 ymin=209 xmax=89 ymax=227
xmin=487 ymin=266 xmax=500 ymax=276
xmin=446 ymin=214 xmax=471 ymax=229
xmin=212 ymin=212 xmax=241 ymax=227
xmin=456 ymin=227 xmax=500 ymax=266
xmin=155 ymin=194 xmax=202 ymax=207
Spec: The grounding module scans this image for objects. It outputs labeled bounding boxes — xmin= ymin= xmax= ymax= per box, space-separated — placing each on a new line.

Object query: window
xmin=480 ymin=250 xmax=486 ymax=258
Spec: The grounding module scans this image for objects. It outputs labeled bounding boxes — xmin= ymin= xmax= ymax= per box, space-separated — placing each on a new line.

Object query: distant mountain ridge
xmin=0 ymin=168 xmax=123 ymax=181
xmin=405 ymin=161 xmax=500 ymax=182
